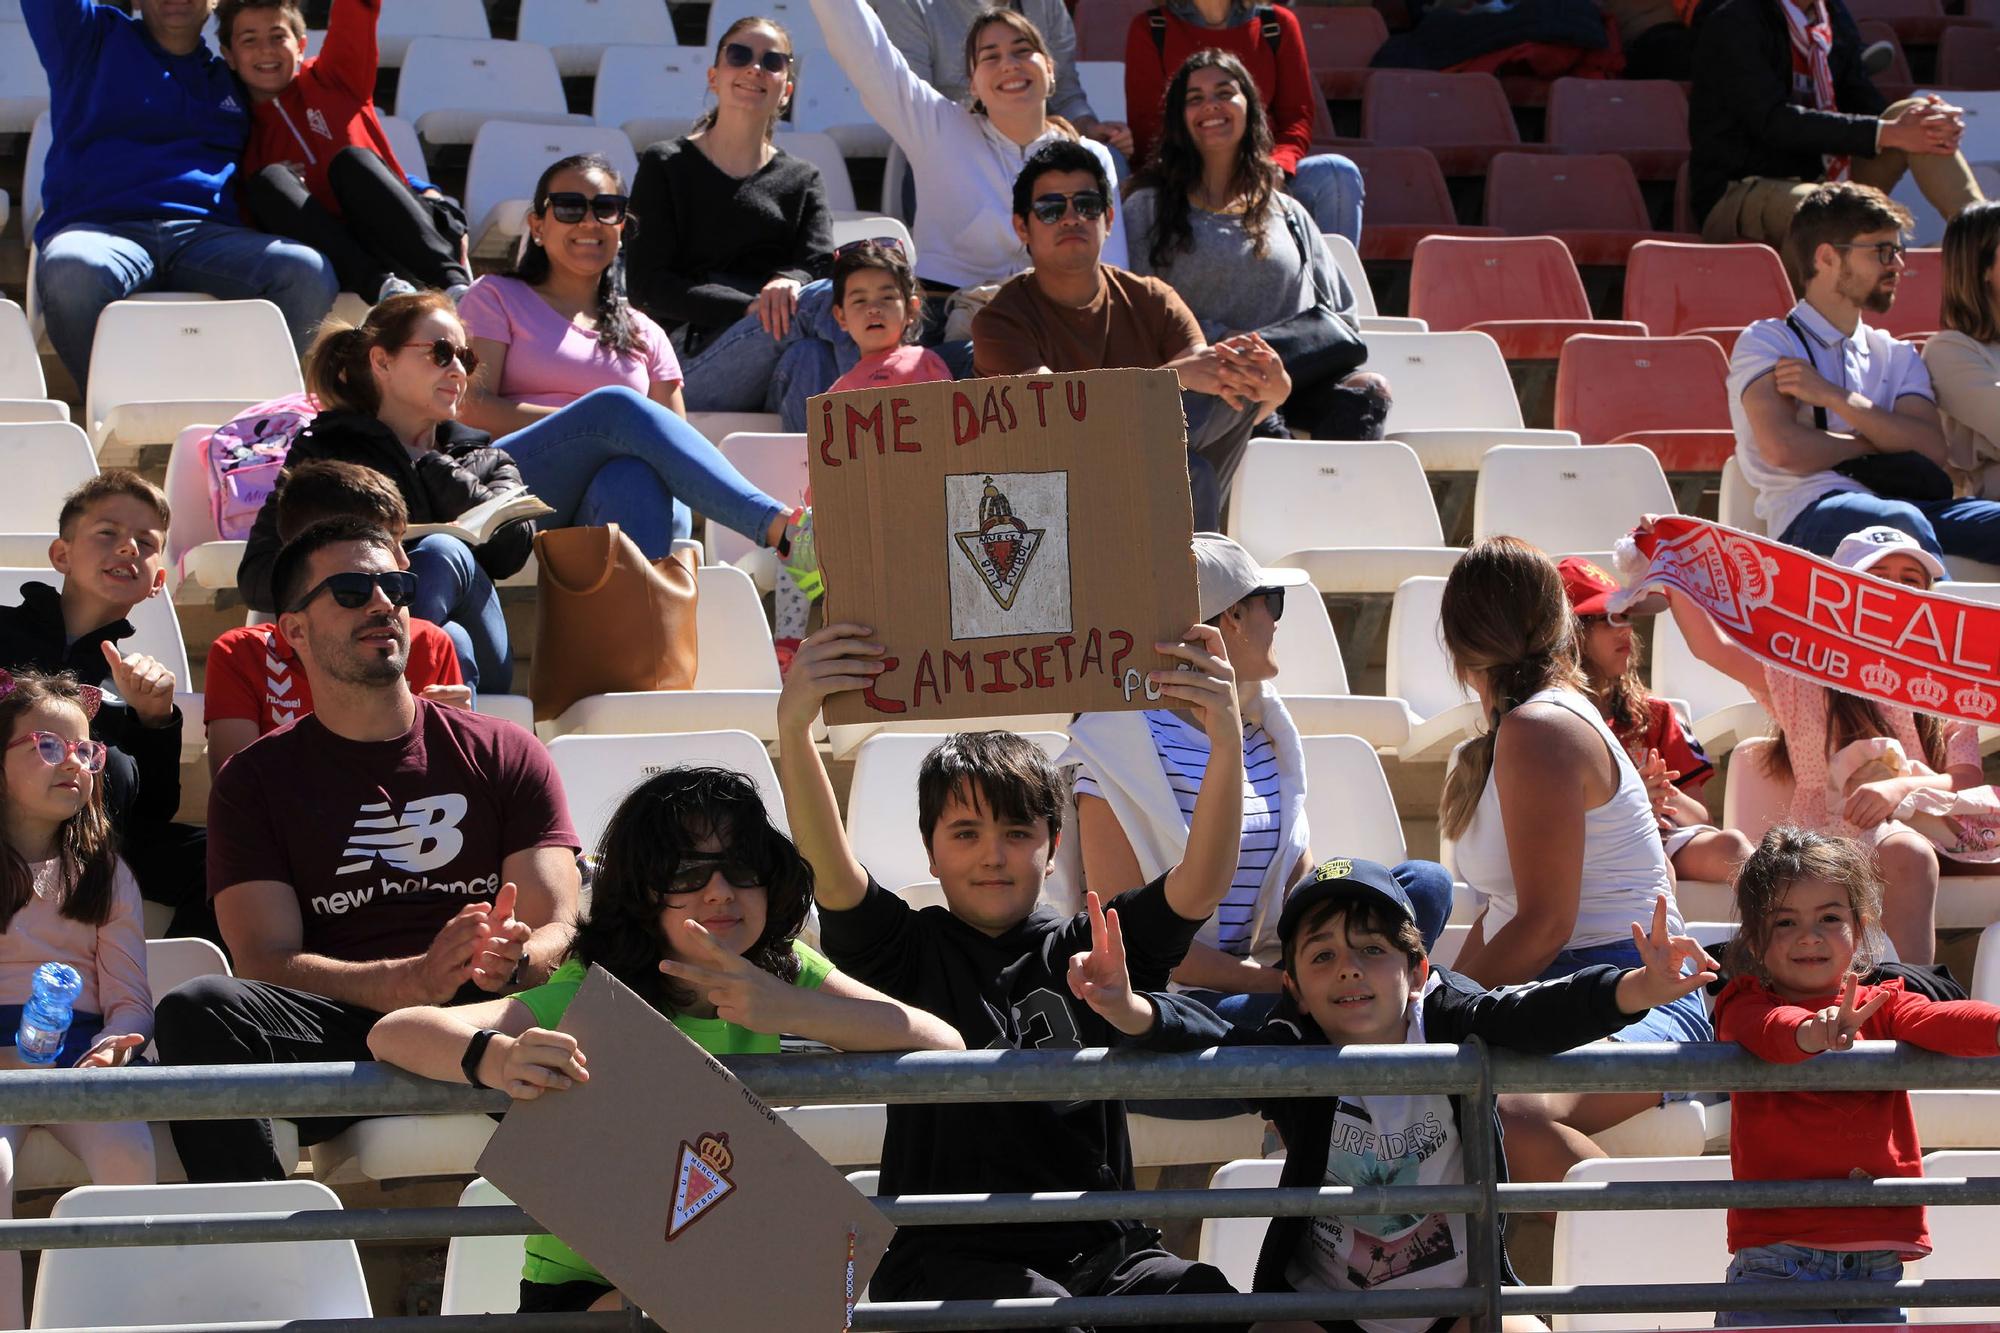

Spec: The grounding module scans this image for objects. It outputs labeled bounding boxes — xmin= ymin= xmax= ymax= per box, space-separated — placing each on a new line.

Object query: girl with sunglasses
xmin=369 ymin=765 xmax=962 ymax=1318
xmin=0 ymin=668 xmax=155 ymax=1326
xmin=240 ymin=292 xmax=535 ymax=692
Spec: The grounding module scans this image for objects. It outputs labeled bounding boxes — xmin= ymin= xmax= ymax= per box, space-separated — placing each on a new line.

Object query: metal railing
xmin=8 ymin=1041 xmax=2000 ymax=1331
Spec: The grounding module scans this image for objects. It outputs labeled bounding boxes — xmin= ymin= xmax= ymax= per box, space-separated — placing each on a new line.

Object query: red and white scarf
xmin=1781 ymin=0 xmax=1851 ymax=181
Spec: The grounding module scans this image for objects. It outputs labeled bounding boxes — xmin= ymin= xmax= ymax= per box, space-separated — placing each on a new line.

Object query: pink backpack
xmin=208 ymin=392 xmax=318 ymax=541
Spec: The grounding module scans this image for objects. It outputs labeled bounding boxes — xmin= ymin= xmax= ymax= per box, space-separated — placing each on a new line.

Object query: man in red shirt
xmin=219 ymin=0 xmax=470 ymax=301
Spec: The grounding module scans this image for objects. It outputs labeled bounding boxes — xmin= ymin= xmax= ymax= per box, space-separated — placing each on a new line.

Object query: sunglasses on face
xmin=402 ymin=339 xmax=479 ymax=373
xmin=721 ymin=41 xmax=793 ymax=73
xmin=287 ymin=569 xmax=420 ymax=614
xmin=1251 ymin=586 xmax=1286 ymax=621
xmin=1833 ymin=241 xmax=1907 ymax=266
xmin=833 ymin=235 xmax=909 ymax=262
xmin=542 ymin=191 xmax=630 ymax=226
xmin=659 ymin=855 xmax=764 ymax=898
xmin=7 ymin=732 xmax=108 ymax=773
xmin=1029 ymin=190 xmax=1109 ymax=225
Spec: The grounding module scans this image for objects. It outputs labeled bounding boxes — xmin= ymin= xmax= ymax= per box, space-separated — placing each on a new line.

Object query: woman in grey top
xmin=1124 ymin=51 xmax=1390 ymax=442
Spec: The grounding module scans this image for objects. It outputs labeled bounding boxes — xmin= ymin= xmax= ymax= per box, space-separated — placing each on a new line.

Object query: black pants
xmin=873 ymin=1240 xmax=1243 ymax=1333
xmin=154 ymin=974 xmax=387 ymax=1182
xmin=242 ymin=145 xmax=470 ymax=297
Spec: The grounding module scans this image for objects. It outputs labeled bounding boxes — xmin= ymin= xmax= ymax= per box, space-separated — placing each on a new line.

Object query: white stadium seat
xmin=462 ymin=120 xmax=639 ymax=259
xmin=1913 ymin=1150 xmax=2000 ymax=1320
xmin=1648 ymin=612 xmax=1767 ymax=757
xmin=1301 ymin=734 xmax=1410 ymax=866
xmin=83 ymin=300 xmax=304 ymax=465
xmin=1472 ymin=443 xmax=1676 ymax=560
xmin=707 ymin=0 xmax=833 ymax=52
xmin=846 ymin=731 xmax=1067 ymax=894
xmin=1550 ymin=1154 xmax=1732 ymax=1331
xmin=709 ymin=432 xmax=810 ymax=589
xmin=473 ymin=693 xmax=537 ymax=732
xmin=0 ymin=23 xmax=47 ymax=136
xmin=1227 ymin=439 xmax=1462 ymax=595
xmin=0 ymin=568 xmax=190 ymax=684
xmin=788 ymin=65 xmax=892 ymax=158
xmin=688 ymin=410 xmax=784 ymax=446
xmin=1368 ymin=331 xmax=1581 ymax=473
xmin=1385 ymin=575 xmax=1480 ymax=762
xmin=775 ymin=130 xmax=858 ymax=212
xmin=592 ymin=44 xmax=713 ymax=148
xmin=1075 ymin=60 xmax=1126 ymax=121
xmin=393 ymin=39 xmax=589 ymax=146
xmin=0 ymin=298 xmax=64 ymax=421
xmin=30 ymin=1181 xmax=369 ymax=1326
xmin=0 ymin=421 xmax=95 ymax=531
xmin=376 ymin=115 xmax=427 ymax=181
xmin=375 ymin=0 xmax=490 ymax=67
xmin=1325 ymin=232 xmax=1427 ymax=332
xmin=23 ymin=109 xmax=48 ymax=255
xmin=1197 ymin=1159 xmax=1283 ymax=1292
xmin=516 ymin=0 xmax=677 ymax=77
xmin=548 ymin=729 xmax=788 ymax=855
xmin=1269 ymin=574 xmax=1413 ymax=748
xmin=441 ymin=1178 xmax=531 ymax=1316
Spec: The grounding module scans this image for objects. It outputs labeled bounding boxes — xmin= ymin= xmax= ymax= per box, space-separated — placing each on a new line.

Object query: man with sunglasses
xmin=155 ymin=517 xmax=581 ymax=1183
xmin=973 ymin=140 xmax=1291 ymax=530
xmin=1728 ymin=182 xmax=2000 ymax=565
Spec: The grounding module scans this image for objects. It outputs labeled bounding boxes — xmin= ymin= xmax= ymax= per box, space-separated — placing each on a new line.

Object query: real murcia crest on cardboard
xmin=667 ymin=1132 xmax=735 ymax=1241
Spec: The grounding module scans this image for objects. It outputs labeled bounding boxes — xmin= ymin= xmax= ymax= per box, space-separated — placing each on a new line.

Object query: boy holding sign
xmin=776 ymin=621 xmax=1250 ymax=1324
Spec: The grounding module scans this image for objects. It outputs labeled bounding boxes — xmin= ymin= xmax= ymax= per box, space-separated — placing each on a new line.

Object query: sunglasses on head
xmin=659 ymin=855 xmax=765 ymax=898
xmin=1578 ymin=611 xmax=1632 ymax=629
xmin=7 ymin=731 xmax=108 ymax=774
xmin=1029 ymin=190 xmax=1109 ymax=225
xmin=833 ymin=235 xmax=909 ymax=262
xmin=402 ymin=339 xmax=478 ymax=374
xmin=722 ymin=41 xmax=793 ymax=73
xmin=543 ymin=191 xmax=630 ymax=226
xmin=287 ymin=569 xmax=420 ymax=614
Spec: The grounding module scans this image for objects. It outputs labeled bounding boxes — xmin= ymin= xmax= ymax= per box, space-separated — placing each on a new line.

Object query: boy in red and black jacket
xmin=220 ymin=0 xmax=471 ymax=302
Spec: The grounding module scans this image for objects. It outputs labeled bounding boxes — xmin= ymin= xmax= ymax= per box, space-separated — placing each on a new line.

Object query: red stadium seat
xmin=1554 ymin=334 xmax=1736 ymax=472
xmin=1409 ymin=236 xmax=1645 ymax=360
xmin=1544 ymin=78 xmax=1689 ymax=181
xmin=1968 ymin=0 xmax=2000 ymax=23
xmin=1482 ymin=153 xmax=1680 ymax=266
xmin=1621 ymin=239 xmax=1795 ymax=352
xmin=1854 ymin=21 xmax=1916 ymax=99
xmin=1297 ymin=6 xmax=1388 ymax=101
xmin=1343 ymin=146 xmax=1503 ymax=262
xmin=1845 ymin=0 xmax=1982 ymax=46
xmin=1361 ymin=69 xmax=1545 ymax=176
xmin=1073 ymin=0 xmax=1154 ymax=61
xmin=1938 ymin=26 xmax=2000 ymax=90
xmin=1876 ymin=246 xmax=1944 ymax=339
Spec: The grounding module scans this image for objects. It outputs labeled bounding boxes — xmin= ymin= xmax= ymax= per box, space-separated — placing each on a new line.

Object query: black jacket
xmin=1135 ymin=964 xmax=1637 ymax=1300
xmin=237 ymin=410 xmax=536 ymax=612
xmin=0 ymin=581 xmax=183 ymax=828
xmin=1689 ymin=0 xmax=1886 ymax=222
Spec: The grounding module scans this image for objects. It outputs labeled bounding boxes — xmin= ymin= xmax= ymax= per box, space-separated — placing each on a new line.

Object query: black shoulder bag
xmin=1258 ymin=203 xmax=1368 ymax=395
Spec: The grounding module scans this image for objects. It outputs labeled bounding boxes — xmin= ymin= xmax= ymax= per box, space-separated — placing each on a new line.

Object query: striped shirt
xmin=1075 ymin=709 xmax=1283 ymax=956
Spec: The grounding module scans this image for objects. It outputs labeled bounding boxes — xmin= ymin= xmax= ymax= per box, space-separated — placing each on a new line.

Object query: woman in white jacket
xmin=1056 ymin=535 xmax=1453 ymax=1028
xmin=807 ymin=0 xmax=1125 ymax=374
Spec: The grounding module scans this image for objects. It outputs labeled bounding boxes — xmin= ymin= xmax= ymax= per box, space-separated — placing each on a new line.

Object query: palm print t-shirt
xmin=207 ymin=699 xmax=578 ymax=961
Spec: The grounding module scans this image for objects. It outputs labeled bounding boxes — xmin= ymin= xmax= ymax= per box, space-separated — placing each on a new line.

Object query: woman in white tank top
xmin=1437 ymin=539 xmax=1712 ymax=1179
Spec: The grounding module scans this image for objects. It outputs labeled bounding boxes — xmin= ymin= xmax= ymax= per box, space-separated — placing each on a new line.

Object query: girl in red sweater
xmin=1714 ymin=826 xmax=2000 ymax=1327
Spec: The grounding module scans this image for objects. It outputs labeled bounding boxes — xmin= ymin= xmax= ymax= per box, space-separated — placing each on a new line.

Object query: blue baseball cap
xmin=1276 ymin=857 xmax=1415 ymax=949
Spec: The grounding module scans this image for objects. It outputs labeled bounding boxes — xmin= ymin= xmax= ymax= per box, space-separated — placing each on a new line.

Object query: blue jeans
xmin=677 ymin=278 xmax=858 ymax=431
xmin=1538 ymin=938 xmax=1715 ymax=1045
xmin=1716 ymin=1243 xmax=1906 ymax=1326
xmin=406 ymin=534 xmax=511 ymax=693
xmin=35 ymin=217 xmax=338 ymax=395
xmin=1779 ymin=488 xmax=2000 ymax=570
xmin=496 ymin=386 xmax=788 ymax=560
xmin=1287 ymin=154 xmax=1366 ymax=247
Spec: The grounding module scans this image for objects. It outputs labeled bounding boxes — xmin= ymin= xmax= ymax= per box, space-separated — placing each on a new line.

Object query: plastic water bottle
xmin=16 ymin=963 xmax=83 ymax=1065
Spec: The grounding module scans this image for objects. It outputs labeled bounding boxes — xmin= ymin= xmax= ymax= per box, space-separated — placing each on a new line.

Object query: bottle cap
xmin=34 ymin=962 xmax=82 ymax=999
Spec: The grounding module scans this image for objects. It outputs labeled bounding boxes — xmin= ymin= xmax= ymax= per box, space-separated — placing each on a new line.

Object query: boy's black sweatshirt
xmin=816 ymin=874 xmax=1202 ymax=1290
xmin=1135 ymin=964 xmax=1636 ymax=1300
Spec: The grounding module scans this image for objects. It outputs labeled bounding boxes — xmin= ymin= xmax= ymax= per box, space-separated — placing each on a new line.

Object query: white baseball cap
xmin=1831 ymin=526 xmax=1946 ymax=582
xmin=1192 ymin=533 xmax=1311 ymax=622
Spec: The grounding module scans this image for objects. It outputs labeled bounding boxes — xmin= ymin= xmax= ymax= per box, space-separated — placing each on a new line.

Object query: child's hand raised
xmin=776 ymin=623 xmax=885 ymax=736
xmin=1615 ymin=894 xmax=1722 ymax=1014
xmin=660 ymin=921 xmax=804 ymax=1034
xmin=1065 ymin=891 xmax=1156 ymax=1037
xmin=1797 ymin=974 xmax=1891 ymax=1055
xmin=100 ymin=641 xmax=176 ymax=727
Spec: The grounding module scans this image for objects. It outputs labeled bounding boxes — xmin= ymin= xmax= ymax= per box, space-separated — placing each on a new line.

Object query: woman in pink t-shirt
xmin=457 ymin=153 xmax=805 ymax=561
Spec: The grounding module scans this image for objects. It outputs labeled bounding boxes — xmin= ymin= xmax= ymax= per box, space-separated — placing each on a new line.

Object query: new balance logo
xmin=337 ymin=794 xmax=468 ymax=875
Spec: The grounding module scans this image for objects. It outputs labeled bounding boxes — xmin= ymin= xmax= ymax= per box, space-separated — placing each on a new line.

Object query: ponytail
xmin=302 ymin=290 xmax=457 ymax=416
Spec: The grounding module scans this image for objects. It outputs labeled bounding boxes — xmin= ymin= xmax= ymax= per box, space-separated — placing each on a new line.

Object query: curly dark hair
xmin=506 ymin=154 xmax=646 ymax=360
xmin=568 ymin=766 xmax=813 ymax=1016
xmin=1132 ymin=49 xmax=1284 ymax=272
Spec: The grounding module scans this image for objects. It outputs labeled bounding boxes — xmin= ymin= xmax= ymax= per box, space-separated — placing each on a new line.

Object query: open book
xmin=402 ymin=489 xmax=555 ymax=545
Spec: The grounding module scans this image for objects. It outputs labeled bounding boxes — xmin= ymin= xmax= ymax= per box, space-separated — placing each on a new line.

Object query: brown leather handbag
xmin=529 ymin=525 xmax=698 ymax=721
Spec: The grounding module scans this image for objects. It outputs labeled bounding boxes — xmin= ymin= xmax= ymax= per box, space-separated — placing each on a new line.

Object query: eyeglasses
xmin=659 ymin=855 xmax=764 ymax=898
xmin=1029 ymin=190 xmax=1108 ymax=225
xmin=542 ymin=191 xmax=630 ymax=226
xmin=286 ymin=569 xmax=420 ymax=614
xmin=833 ymin=236 xmax=909 ymax=262
xmin=7 ymin=732 xmax=108 ymax=773
xmin=1833 ymin=241 xmax=1907 ymax=266
xmin=402 ymin=339 xmax=478 ymax=373
xmin=721 ymin=41 xmax=793 ymax=73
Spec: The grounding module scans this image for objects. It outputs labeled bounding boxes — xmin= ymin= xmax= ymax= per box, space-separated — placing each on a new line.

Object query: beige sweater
xmin=1922 ymin=330 xmax=2000 ymax=499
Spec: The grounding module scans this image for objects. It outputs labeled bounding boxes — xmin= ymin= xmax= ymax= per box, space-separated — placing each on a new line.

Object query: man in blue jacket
xmin=26 ymin=0 xmax=338 ymax=394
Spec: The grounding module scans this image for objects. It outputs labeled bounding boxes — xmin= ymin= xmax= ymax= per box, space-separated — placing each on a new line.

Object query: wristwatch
xmin=461 ymin=1028 xmax=503 ymax=1089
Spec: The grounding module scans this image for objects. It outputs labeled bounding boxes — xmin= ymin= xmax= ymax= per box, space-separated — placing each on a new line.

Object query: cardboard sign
xmin=806 ymin=368 xmax=1200 ymax=726
xmin=477 ymin=967 xmax=894 ymax=1330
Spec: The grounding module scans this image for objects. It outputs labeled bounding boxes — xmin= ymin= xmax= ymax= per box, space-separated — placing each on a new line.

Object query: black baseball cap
xmin=1276 ymin=857 xmax=1415 ymax=949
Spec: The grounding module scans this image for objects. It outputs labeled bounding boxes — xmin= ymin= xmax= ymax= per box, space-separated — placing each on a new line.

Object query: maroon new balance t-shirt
xmin=207 ymin=698 xmax=580 ymax=962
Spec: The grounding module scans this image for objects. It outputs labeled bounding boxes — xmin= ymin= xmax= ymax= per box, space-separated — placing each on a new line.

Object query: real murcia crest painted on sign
xmin=666 ymin=1131 xmax=735 ymax=1240
xmin=947 ymin=472 xmax=1072 ymax=640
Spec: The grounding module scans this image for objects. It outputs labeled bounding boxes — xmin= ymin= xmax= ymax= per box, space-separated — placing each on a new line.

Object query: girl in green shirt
xmin=368 ymin=766 xmax=963 ymax=1316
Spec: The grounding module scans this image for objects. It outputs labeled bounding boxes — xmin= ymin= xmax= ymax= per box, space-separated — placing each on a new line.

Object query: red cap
xmin=1558 ymin=555 xmax=1622 ymax=617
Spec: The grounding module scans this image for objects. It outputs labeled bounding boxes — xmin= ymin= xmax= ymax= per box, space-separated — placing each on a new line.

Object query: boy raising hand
xmin=775 ymin=620 xmax=1250 ymax=1325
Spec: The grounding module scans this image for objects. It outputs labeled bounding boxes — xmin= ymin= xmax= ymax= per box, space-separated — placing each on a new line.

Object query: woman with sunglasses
xmin=239 ymin=292 xmax=534 ymax=692
xmin=1055 ymin=535 xmax=1452 ymax=1040
xmin=809 ymin=0 xmax=1125 ymax=374
xmin=0 ymin=668 xmax=156 ymax=1327
xmin=625 ymin=18 xmax=853 ymax=429
xmin=368 ymin=765 xmax=963 ymax=1318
